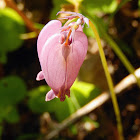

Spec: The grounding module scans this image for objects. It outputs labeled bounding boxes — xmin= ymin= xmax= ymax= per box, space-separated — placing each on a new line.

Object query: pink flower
xmin=36 ymin=13 xmax=88 ymax=101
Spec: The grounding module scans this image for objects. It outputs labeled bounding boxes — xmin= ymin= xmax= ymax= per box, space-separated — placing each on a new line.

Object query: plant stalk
xmin=89 ymin=20 xmax=124 ymax=140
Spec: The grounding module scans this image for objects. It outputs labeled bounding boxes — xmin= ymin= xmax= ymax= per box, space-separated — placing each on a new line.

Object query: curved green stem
xmin=89 ymin=20 xmax=124 ymax=140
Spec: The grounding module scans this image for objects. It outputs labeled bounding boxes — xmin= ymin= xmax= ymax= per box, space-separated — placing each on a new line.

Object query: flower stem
xmin=89 ymin=20 xmax=124 ymax=140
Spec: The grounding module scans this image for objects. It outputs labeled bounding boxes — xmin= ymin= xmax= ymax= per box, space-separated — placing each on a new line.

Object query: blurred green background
xmin=0 ymin=0 xmax=140 ymax=139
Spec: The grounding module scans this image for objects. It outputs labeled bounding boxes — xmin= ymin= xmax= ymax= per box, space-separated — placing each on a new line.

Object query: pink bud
xmin=37 ymin=20 xmax=88 ymax=101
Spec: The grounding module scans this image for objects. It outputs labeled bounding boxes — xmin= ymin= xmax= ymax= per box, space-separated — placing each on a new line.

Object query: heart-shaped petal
xmin=37 ymin=20 xmax=62 ymax=58
xmin=40 ymin=31 xmax=88 ymax=95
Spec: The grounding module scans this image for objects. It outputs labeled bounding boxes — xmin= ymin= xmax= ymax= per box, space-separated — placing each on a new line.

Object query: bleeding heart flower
xmin=36 ymin=12 xmax=88 ymax=101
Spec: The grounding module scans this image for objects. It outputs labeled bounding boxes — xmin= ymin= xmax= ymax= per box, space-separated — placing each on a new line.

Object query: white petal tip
xmin=36 ymin=71 xmax=44 ymax=81
xmin=45 ymin=90 xmax=56 ymax=101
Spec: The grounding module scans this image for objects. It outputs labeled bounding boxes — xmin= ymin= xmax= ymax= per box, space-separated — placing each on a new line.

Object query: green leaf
xmin=50 ymin=0 xmax=68 ymax=19
xmin=28 ymin=86 xmax=51 ymax=113
xmin=138 ymin=0 xmax=140 ymax=9
xmin=34 ymin=23 xmax=44 ymax=30
xmin=82 ymin=0 xmax=117 ymax=14
xmin=28 ymin=85 xmax=74 ymax=121
xmin=0 ymin=52 xmax=7 ymax=64
xmin=4 ymin=107 xmax=20 ymax=123
xmin=28 ymin=81 xmax=100 ymax=122
xmin=0 ymin=8 xmax=25 ymax=63
xmin=71 ymin=80 xmax=101 ymax=106
xmin=66 ymin=0 xmax=83 ymax=5
xmin=0 ymin=76 xmax=27 ymax=107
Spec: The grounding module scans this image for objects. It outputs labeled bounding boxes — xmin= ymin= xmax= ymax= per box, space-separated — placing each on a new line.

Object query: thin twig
xmin=43 ymin=68 xmax=140 ymax=140
xmin=4 ymin=0 xmax=39 ymax=33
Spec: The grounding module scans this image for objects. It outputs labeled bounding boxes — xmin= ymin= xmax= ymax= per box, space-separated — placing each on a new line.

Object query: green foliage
xmin=109 ymin=0 xmax=131 ymax=20
xmin=71 ymin=80 xmax=100 ymax=106
xmin=138 ymin=0 xmax=140 ymax=9
xmin=28 ymin=86 xmax=51 ymax=113
xmin=50 ymin=0 xmax=117 ymax=20
xmin=0 ymin=76 xmax=27 ymax=123
xmin=4 ymin=107 xmax=20 ymax=123
xmin=34 ymin=23 xmax=44 ymax=29
xmin=69 ymin=125 xmax=78 ymax=135
xmin=82 ymin=0 xmax=117 ymax=14
xmin=66 ymin=0 xmax=83 ymax=5
xmin=28 ymin=85 xmax=74 ymax=121
xmin=0 ymin=52 xmax=7 ymax=64
xmin=0 ymin=8 xmax=25 ymax=63
xmin=0 ymin=76 xmax=27 ymax=107
xmin=50 ymin=0 xmax=68 ymax=19
xmin=28 ymin=81 xmax=100 ymax=122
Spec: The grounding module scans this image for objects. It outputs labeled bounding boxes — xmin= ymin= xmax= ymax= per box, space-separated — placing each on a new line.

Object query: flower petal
xmin=37 ymin=20 xmax=62 ymax=58
xmin=40 ymin=34 xmax=67 ymax=92
xmin=40 ymin=31 xmax=88 ymax=93
xmin=45 ymin=89 xmax=56 ymax=101
xmin=36 ymin=71 xmax=44 ymax=81
xmin=84 ymin=17 xmax=89 ymax=27
xmin=66 ymin=31 xmax=88 ymax=89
